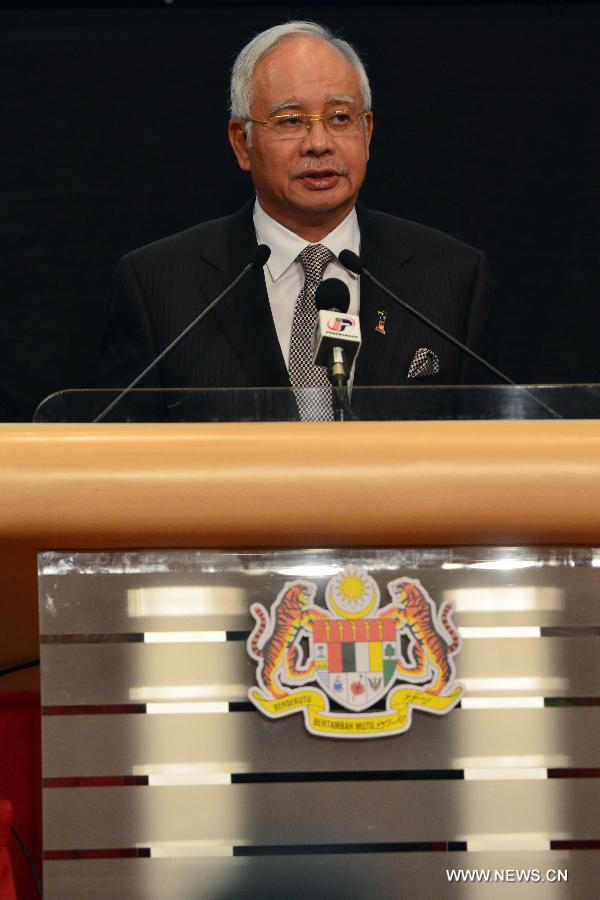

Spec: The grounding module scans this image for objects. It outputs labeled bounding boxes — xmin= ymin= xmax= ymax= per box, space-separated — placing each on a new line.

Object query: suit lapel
xmin=198 ymin=201 xmax=290 ymax=387
xmin=354 ymin=206 xmax=414 ymax=386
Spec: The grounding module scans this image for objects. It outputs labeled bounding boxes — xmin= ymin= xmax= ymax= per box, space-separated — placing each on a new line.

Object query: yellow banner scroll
xmin=249 ymin=685 xmax=463 ymax=738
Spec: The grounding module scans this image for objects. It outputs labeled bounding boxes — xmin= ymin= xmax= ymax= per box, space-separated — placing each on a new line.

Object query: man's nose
xmin=300 ymin=120 xmax=335 ymax=155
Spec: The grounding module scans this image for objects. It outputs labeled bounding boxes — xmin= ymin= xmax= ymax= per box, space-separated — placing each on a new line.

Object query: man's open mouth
xmin=300 ymin=168 xmax=340 ymax=180
xmin=298 ymin=168 xmax=343 ymax=190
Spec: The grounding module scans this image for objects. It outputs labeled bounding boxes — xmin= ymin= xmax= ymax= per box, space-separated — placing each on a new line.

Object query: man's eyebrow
xmin=326 ymin=95 xmax=356 ymax=107
xmin=269 ymin=100 xmax=303 ymax=114
xmin=267 ymin=95 xmax=358 ymax=115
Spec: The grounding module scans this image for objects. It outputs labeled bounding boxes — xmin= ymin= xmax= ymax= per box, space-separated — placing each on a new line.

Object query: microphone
xmin=338 ymin=249 xmax=562 ymax=420
xmin=94 ymin=244 xmax=271 ymax=423
xmin=312 ymin=279 xmax=361 ymax=386
xmin=314 ymin=278 xmax=351 ymax=314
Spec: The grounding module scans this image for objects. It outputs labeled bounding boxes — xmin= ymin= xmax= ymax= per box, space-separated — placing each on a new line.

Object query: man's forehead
xmin=251 ymin=36 xmax=361 ymax=106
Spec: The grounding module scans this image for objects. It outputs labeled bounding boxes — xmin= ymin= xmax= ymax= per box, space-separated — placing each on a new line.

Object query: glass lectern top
xmin=33 ymin=384 xmax=600 ymax=423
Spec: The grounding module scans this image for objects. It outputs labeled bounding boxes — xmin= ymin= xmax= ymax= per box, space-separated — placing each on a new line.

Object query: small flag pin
xmin=375 ymin=310 xmax=387 ymax=335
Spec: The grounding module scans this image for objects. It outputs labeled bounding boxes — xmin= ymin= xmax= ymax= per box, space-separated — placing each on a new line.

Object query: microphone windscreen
xmin=315 ymin=278 xmax=350 ymax=313
xmin=251 ymin=244 xmax=271 ymax=269
xmin=338 ymin=249 xmax=363 ymax=275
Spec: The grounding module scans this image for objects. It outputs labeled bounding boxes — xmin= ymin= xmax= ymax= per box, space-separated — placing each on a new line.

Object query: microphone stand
xmin=94 ymin=246 xmax=270 ymax=423
xmin=339 ymin=250 xmax=562 ymax=421
xmin=329 ymin=348 xmax=356 ymax=422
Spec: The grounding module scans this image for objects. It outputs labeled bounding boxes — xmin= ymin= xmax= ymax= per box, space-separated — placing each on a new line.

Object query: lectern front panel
xmin=39 ymin=549 xmax=600 ymax=898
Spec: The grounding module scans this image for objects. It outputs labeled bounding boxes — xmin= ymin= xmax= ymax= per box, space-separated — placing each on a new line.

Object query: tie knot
xmin=298 ymin=244 xmax=334 ymax=286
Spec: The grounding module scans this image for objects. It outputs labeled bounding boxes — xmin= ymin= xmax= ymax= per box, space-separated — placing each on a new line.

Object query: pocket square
xmin=407 ymin=348 xmax=440 ymax=379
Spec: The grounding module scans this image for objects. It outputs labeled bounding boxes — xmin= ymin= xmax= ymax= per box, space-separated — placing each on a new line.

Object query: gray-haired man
xmin=99 ymin=22 xmax=491 ymax=409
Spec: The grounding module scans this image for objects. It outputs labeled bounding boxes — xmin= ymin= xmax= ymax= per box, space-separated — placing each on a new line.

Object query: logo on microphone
xmin=327 ymin=316 xmax=354 ymax=332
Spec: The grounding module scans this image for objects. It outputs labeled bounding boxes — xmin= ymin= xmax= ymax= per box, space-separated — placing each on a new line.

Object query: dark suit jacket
xmin=98 ymin=201 xmax=492 ymax=418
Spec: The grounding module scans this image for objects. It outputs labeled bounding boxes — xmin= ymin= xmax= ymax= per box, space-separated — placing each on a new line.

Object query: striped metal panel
xmin=39 ymin=549 xmax=600 ymax=898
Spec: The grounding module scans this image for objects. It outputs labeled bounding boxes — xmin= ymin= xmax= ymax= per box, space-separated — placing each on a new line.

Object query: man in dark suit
xmin=99 ymin=22 xmax=491 ymax=417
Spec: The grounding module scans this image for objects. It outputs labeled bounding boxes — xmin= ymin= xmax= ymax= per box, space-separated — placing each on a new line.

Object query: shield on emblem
xmin=311 ymin=617 xmax=399 ymax=711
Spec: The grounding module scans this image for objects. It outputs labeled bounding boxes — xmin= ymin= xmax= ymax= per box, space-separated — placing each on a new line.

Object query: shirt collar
xmin=253 ymin=199 xmax=360 ymax=282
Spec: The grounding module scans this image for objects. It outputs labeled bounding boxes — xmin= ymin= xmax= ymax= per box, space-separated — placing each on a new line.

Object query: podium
xmin=3 ymin=389 xmax=600 ymax=897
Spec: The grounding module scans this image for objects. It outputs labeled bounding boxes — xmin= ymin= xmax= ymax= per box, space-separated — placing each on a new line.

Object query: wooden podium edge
xmin=1 ymin=419 xmax=600 ymax=663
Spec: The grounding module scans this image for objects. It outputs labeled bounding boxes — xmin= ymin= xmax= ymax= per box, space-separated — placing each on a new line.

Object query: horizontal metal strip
xmin=39 ymin=626 xmax=600 ymax=643
xmin=43 ymin=704 xmax=146 ymax=715
xmin=41 ymin=631 xmax=237 ymax=644
xmin=43 ymin=781 xmax=600 ymax=849
xmin=41 ymin=849 xmax=600 ymax=900
xmin=231 ymin=771 xmax=464 ymax=783
xmin=40 ymin=609 xmax=600 ymax=633
xmin=44 ymin=841 xmax=467 ymax=861
xmin=43 ymin=698 xmax=600 ymax=716
xmin=42 ymin=772 xmax=465 ymax=787
xmin=40 ymin=637 xmax=600 ymax=705
xmin=545 ymin=698 xmax=600 ymax=707
xmin=45 ymin=849 xmax=149 ymax=860
xmin=44 ymin=777 xmax=149 ymax=788
xmin=41 ymin=634 xmax=145 ymax=644
xmin=40 ymin=770 xmax=600 ymax=787
xmin=233 ymin=842 xmax=467 ymax=855
xmin=41 ymin=707 xmax=600 ymax=777
xmin=549 ymin=769 xmax=600 ymax=779
xmin=551 ymin=840 xmax=600 ymax=850
xmin=542 ymin=627 xmax=600 ymax=636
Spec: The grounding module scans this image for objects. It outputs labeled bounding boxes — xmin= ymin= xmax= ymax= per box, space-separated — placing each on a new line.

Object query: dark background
xmin=2 ymin=1 xmax=599 ymax=421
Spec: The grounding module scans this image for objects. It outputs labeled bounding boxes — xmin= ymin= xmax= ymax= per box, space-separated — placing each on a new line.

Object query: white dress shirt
xmin=253 ymin=200 xmax=361 ymax=366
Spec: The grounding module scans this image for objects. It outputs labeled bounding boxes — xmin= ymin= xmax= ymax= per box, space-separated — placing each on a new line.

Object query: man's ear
xmin=364 ymin=112 xmax=373 ymax=161
xmin=228 ymin=120 xmax=251 ymax=172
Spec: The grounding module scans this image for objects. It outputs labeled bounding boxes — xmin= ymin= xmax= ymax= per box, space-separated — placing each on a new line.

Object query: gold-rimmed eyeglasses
xmin=246 ymin=109 xmax=368 ymax=141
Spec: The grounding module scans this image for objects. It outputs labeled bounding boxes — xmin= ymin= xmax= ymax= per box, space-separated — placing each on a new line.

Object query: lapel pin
xmin=375 ymin=310 xmax=387 ymax=335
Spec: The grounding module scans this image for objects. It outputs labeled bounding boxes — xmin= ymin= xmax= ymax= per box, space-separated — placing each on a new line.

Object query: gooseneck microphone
xmin=94 ymin=244 xmax=271 ymax=423
xmin=312 ymin=278 xmax=362 ymax=421
xmin=315 ymin=278 xmax=351 ymax=314
xmin=338 ymin=249 xmax=562 ymax=420
xmin=313 ymin=279 xmax=361 ymax=386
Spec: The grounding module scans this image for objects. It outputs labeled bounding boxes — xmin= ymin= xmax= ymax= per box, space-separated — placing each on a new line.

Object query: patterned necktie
xmin=288 ymin=244 xmax=335 ymax=421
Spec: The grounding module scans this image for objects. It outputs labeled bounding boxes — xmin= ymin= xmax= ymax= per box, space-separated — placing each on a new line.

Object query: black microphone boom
xmin=94 ymin=244 xmax=271 ymax=423
xmin=338 ymin=249 xmax=561 ymax=420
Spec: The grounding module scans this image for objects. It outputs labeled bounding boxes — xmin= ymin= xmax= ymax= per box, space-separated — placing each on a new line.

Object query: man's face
xmin=229 ymin=35 xmax=373 ymax=239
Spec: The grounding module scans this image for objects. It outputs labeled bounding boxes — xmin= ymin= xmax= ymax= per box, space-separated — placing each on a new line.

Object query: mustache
xmin=291 ymin=158 xmax=348 ymax=177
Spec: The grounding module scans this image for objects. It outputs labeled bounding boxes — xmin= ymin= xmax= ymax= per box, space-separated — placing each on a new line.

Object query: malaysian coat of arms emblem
xmin=247 ymin=568 xmax=463 ymax=738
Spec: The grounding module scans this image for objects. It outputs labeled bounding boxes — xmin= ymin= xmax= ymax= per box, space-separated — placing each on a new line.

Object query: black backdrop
xmin=2 ymin=2 xmax=600 ymax=421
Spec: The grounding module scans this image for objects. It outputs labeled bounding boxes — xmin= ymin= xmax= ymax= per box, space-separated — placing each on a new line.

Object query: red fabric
xmin=0 ymin=800 xmax=17 ymax=900
xmin=0 ymin=693 xmax=41 ymax=900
